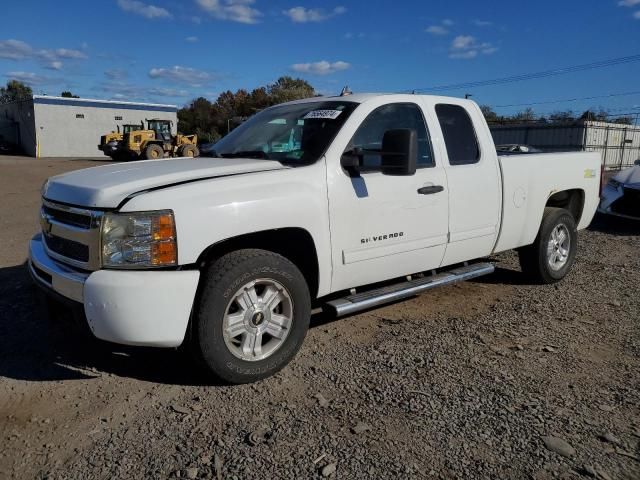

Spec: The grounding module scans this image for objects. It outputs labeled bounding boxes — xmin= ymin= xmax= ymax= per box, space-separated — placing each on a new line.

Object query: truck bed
xmin=493 ymin=151 xmax=601 ymax=253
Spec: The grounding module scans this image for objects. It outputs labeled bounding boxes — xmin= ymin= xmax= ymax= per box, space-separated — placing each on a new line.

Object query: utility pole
xmin=464 ymin=93 xmax=472 ymax=99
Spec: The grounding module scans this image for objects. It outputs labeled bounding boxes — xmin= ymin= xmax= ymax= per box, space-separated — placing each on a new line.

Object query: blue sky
xmin=1 ymin=0 xmax=639 ymax=116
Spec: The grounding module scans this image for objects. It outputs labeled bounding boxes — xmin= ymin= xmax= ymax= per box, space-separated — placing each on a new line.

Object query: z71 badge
xmin=361 ymin=232 xmax=404 ymax=244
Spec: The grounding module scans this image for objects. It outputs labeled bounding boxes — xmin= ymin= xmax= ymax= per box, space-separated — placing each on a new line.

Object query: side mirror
xmin=340 ymin=148 xmax=361 ymax=173
xmin=381 ymin=129 xmax=417 ymax=176
xmin=634 ymin=159 xmax=640 ymax=166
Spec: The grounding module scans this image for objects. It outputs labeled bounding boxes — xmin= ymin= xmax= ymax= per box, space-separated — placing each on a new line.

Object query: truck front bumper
xmin=29 ymin=234 xmax=200 ymax=347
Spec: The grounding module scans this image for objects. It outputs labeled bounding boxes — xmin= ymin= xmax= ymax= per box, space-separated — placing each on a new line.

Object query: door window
xmin=435 ymin=104 xmax=480 ymax=165
xmin=349 ymin=103 xmax=434 ymax=170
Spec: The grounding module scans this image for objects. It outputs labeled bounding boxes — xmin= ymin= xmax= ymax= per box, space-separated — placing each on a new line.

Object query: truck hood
xmin=612 ymin=165 xmax=640 ymax=188
xmin=42 ymin=157 xmax=287 ymax=209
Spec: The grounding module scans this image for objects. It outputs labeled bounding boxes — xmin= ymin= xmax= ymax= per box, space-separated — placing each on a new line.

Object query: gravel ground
xmin=0 ymin=157 xmax=639 ymax=480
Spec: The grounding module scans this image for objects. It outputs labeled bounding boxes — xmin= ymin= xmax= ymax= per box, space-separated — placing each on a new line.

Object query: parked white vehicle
xmin=30 ymin=93 xmax=601 ymax=383
xmin=598 ymin=161 xmax=640 ymax=220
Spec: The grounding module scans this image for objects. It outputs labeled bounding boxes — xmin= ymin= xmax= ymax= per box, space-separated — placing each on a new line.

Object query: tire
xmin=179 ymin=144 xmax=199 ymax=158
xmin=193 ymin=249 xmax=311 ymax=384
xmin=144 ymin=144 xmax=164 ymax=160
xmin=518 ymin=207 xmax=578 ymax=284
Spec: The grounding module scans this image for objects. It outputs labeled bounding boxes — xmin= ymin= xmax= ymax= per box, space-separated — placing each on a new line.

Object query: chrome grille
xmin=40 ymin=199 xmax=103 ymax=271
xmin=43 ymin=234 xmax=89 ymax=262
xmin=42 ymin=204 xmax=92 ymax=229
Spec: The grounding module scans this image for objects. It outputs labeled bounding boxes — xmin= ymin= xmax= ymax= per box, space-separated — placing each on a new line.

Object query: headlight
xmin=101 ymin=210 xmax=177 ymax=268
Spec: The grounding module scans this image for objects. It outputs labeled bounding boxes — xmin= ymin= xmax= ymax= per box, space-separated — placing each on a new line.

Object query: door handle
xmin=417 ymin=185 xmax=444 ymax=195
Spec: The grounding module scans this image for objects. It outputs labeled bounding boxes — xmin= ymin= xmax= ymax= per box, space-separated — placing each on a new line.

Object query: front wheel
xmin=144 ymin=144 xmax=164 ymax=160
xmin=179 ymin=144 xmax=199 ymax=158
xmin=518 ymin=207 xmax=578 ymax=284
xmin=193 ymin=249 xmax=311 ymax=384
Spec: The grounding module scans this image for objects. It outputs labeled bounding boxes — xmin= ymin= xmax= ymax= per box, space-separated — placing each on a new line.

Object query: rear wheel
xmin=144 ymin=144 xmax=164 ymax=160
xmin=179 ymin=144 xmax=199 ymax=158
xmin=518 ymin=207 xmax=578 ymax=284
xmin=193 ymin=249 xmax=311 ymax=384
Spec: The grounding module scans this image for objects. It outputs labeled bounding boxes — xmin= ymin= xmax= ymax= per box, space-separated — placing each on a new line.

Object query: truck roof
xmin=282 ymin=92 xmax=478 ymax=107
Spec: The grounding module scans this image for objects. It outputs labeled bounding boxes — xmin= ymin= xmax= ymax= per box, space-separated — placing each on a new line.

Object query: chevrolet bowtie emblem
xmin=40 ymin=212 xmax=53 ymax=235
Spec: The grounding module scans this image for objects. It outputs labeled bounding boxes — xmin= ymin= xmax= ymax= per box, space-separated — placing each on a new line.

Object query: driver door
xmin=327 ymin=102 xmax=449 ymax=292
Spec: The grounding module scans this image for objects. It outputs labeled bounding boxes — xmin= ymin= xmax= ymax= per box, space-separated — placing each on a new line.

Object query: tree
xmin=611 ymin=116 xmax=633 ymax=125
xmin=548 ymin=110 xmax=576 ymax=124
xmin=479 ymin=105 xmax=500 ymax=123
xmin=177 ymin=96 xmax=216 ymax=141
xmin=512 ymin=107 xmax=536 ymax=123
xmin=268 ymin=76 xmax=315 ymax=104
xmin=60 ymin=91 xmax=80 ymax=98
xmin=580 ymin=109 xmax=608 ymax=122
xmin=177 ymin=76 xmax=317 ymax=140
xmin=0 ymin=80 xmax=33 ymax=104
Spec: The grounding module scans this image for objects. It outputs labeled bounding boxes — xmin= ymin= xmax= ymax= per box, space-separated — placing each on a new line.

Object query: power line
xmin=493 ymin=90 xmax=640 ymax=109
xmin=406 ymin=54 xmax=640 ymax=93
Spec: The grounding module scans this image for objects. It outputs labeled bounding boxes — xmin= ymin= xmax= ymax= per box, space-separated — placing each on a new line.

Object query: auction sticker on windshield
xmin=303 ymin=110 xmax=343 ymax=120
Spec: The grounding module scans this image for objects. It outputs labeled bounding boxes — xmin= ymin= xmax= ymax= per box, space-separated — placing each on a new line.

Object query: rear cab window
xmin=435 ymin=104 xmax=480 ymax=166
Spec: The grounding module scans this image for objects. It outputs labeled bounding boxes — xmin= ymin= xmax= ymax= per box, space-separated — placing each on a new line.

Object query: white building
xmin=0 ymin=95 xmax=178 ymax=158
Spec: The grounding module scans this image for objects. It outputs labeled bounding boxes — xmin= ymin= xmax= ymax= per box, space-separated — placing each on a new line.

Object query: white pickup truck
xmin=30 ymin=93 xmax=601 ymax=383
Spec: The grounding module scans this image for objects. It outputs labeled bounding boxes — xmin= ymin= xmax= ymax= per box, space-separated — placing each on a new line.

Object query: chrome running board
xmin=324 ymin=263 xmax=494 ymax=317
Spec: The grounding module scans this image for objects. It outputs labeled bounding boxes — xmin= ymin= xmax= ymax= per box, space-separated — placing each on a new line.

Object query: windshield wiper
xmin=220 ymin=150 xmax=270 ymax=159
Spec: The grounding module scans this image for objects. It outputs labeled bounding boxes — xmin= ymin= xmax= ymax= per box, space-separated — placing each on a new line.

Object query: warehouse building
xmin=490 ymin=120 xmax=640 ymax=170
xmin=0 ymin=95 xmax=178 ymax=158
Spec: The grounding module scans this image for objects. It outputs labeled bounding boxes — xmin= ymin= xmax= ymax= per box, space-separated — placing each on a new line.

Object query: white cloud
xmin=283 ymin=6 xmax=346 ymax=23
xmin=618 ymin=0 xmax=640 ymax=18
xmin=45 ymin=61 xmax=63 ymax=70
xmin=426 ymin=25 xmax=448 ymax=35
xmin=450 ymin=35 xmax=497 ymax=59
xmin=100 ymin=81 xmax=179 ymax=102
xmin=148 ymin=65 xmax=217 ymax=86
xmin=185 ymin=36 xmax=199 ymax=42
xmin=37 ymin=48 xmax=87 ymax=69
xmin=5 ymin=71 xmax=60 ymax=86
xmin=442 ymin=19 xmax=454 ymax=26
xmin=344 ymin=32 xmax=365 ymax=40
xmin=117 ymin=0 xmax=171 ymax=19
xmin=148 ymin=87 xmax=190 ymax=97
xmin=101 ymin=81 xmax=142 ymax=98
xmin=104 ymin=69 xmax=128 ymax=80
xmin=291 ymin=60 xmax=350 ymax=75
xmin=195 ymin=0 xmax=262 ymax=24
xmin=0 ymin=39 xmax=32 ymax=60
xmin=53 ymin=48 xmax=87 ymax=59
xmin=0 ymin=39 xmax=88 ymax=70
xmin=452 ymin=35 xmax=474 ymax=49
xmin=473 ymin=19 xmax=492 ymax=27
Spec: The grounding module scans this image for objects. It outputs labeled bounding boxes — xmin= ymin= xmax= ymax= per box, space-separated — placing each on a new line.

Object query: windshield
xmin=212 ymin=101 xmax=358 ymax=164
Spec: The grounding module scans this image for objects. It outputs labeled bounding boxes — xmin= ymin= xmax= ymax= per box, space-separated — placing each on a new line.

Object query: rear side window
xmin=435 ymin=104 xmax=480 ymax=165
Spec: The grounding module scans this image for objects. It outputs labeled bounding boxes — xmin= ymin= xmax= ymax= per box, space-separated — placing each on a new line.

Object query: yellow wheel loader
xmin=121 ymin=119 xmax=199 ymax=160
xmin=98 ymin=123 xmax=144 ymax=159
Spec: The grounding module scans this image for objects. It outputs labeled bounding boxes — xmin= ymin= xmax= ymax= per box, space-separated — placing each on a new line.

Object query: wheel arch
xmin=195 ymin=227 xmax=320 ymax=299
xmin=545 ymin=188 xmax=585 ymax=224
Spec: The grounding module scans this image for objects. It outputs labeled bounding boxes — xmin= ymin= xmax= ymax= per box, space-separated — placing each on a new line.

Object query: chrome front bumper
xmin=29 ymin=233 xmax=200 ymax=347
xmin=28 ymin=234 xmax=88 ymax=303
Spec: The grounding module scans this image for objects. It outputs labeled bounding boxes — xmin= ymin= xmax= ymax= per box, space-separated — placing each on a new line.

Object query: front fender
xmin=120 ymin=161 xmax=332 ymax=296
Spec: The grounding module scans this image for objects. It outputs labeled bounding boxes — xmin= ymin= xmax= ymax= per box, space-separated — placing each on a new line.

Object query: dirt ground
xmin=0 ymin=156 xmax=638 ymax=479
